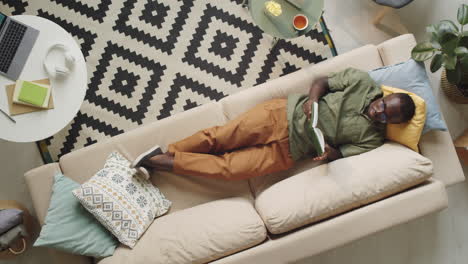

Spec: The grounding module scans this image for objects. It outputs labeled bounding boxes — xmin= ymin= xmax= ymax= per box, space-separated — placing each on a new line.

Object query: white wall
xmin=397 ymin=0 xmax=467 ymax=41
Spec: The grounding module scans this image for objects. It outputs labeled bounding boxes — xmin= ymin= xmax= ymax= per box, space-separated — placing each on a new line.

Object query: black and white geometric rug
xmin=0 ymin=0 xmax=337 ymax=162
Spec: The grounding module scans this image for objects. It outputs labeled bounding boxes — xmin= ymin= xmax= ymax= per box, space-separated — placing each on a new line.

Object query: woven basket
xmin=441 ymin=70 xmax=468 ymax=104
xmin=0 ymin=200 xmax=33 ymax=259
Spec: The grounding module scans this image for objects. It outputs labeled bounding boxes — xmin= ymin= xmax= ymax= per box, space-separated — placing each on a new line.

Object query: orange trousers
xmin=167 ymin=99 xmax=295 ymax=180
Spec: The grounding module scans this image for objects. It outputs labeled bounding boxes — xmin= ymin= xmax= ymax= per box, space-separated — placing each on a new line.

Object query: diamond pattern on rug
xmin=139 ymin=0 xmax=170 ymax=28
xmin=0 ymin=0 xmax=337 ymax=161
xmin=183 ymin=4 xmax=263 ymax=86
xmin=209 ymin=31 xmax=240 ymax=60
xmin=256 ymin=29 xmax=329 ymax=84
xmin=86 ymin=41 xmax=166 ymax=124
xmin=51 ymin=0 xmax=111 ymax=23
xmin=158 ymin=73 xmax=226 ymax=120
xmin=1 ymin=0 xmax=28 ymax=15
xmin=37 ymin=10 xmax=97 ymax=58
xmin=109 ymin=68 xmax=139 ymax=98
xmin=113 ymin=0 xmax=193 ymax=55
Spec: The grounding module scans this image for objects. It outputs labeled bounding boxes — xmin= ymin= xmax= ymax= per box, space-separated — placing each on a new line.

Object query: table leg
xmin=373 ymin=6 xmax=392 ymax=25
xmin=271 ymin=37 xmax=279 ymax=50
xmin=242 ymin=0 xmax=248 ymax=8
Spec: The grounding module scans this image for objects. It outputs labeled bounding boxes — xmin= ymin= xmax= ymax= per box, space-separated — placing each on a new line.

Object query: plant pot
xmin=441 ymin=70 xmax=468 ymax=104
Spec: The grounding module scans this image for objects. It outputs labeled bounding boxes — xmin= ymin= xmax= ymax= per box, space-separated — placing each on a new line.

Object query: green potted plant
xmin=411 ymin=3 xmax=468 ymax=103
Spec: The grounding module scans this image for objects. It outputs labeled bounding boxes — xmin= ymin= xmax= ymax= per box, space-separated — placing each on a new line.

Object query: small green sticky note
xmin=18 ymin=81 xmax=48 ymax=106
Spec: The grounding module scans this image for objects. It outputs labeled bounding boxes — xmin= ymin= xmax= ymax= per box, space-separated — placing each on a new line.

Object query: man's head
xmin=367 ymin=93 xmax=416 ymax=124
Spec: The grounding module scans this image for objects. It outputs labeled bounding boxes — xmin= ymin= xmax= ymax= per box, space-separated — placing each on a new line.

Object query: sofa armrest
xmin=420 ymin=130 xmax=465 ymax=185
xmin=376 ymin=34 xmax=416 ymax=65
xmin=24 ymin=163 xmax=93 ymax=264
xmin=24 ymin=163 xmax=61 ymax=225
xmin=378 ymin=34 xmax=465 ymax=186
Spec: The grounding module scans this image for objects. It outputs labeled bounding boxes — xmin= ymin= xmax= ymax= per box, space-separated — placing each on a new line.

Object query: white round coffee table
xmin=0 ymin=15 xmax=87 ymax=142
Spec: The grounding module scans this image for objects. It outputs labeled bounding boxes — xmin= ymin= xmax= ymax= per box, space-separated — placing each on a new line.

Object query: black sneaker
xmin=132 ymin=145 xmax=163 ymax=169
xmin=135 ymin=164 xmax=152 ymax=180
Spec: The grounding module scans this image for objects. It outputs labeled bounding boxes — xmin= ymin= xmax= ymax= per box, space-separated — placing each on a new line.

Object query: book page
xmin=311 ymin=101 xmax=318 ymax=128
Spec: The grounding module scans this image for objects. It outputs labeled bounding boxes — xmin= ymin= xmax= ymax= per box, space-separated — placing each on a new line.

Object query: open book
xmin=12 ymin=80 xmax=52 ymax=109
xmin=307 ymin=102 xmax=326 ymax=156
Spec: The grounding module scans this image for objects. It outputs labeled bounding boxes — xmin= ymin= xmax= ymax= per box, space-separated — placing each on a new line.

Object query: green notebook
xmin=18 ymin=81 xmax=48 ymax=107
xmin=305 ymin=102 xmax=326 ymax=156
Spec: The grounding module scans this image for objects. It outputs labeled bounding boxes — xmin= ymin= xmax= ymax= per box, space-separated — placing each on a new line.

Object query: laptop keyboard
xmin=0 ymin=20 xmax=27 ymax=73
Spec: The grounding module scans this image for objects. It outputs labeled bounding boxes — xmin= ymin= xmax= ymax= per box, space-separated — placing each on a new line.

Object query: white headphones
xmin=43 ymin=43 xmax=76 ymax=79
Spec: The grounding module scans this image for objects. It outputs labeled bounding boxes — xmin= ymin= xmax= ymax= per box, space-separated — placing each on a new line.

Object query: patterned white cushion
xmin=73 ymin=152 xmax=171 ymax=248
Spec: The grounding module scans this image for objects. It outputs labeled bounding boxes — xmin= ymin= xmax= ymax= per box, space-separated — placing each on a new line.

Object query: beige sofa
xmin=25 ymin=34 xmax=465 ymax=264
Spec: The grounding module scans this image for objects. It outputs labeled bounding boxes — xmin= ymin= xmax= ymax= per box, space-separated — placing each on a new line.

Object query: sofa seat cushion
xmin=98 ymin=197 xmax=267 ymax=264
xmin=254 ymin=143 xmax=433 ymax=234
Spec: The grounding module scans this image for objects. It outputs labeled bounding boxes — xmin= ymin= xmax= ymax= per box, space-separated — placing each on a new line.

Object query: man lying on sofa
xmin=132 ymin=68 xmax=416 ymax=180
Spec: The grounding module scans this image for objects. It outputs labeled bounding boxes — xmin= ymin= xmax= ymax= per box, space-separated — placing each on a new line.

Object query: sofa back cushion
xmin=220 ymin=44 xmax=384 ymax=120
xmin=253 ymin=143 xmax=433 ymax=234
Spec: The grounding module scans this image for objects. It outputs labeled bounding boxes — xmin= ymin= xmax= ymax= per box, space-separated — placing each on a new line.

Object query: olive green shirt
xmin=287 ymin=68 xmax=385 ymax=161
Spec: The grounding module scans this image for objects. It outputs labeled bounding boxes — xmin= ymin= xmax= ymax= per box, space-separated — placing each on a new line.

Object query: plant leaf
xmin=455 ymin=46 xmax=468 ymax=56
xmin=430 ymin=54 xmax=443 ymax=72
xmin=459 ymin=32 xmax=468 ymax=48
xmin=458 ymin=4 xmax=468 ymax=25
xmin=426 ymin=24 xmax=438 ymax=34
xmin=427 ymin=24 xmax=440 ymax=42
xmin=443 ymin=54 xmax=457 ymax=70
xmin=411 ymin=42 xmax=436 ymax=61
xmin=437 ymin=20 xmax=459 ymax=36
xmin=431 ymin=41 xmax=442 ymax=49
xmin=430 ymin=32 xmax=439 ymax=43
xmin=446 ymin=66 xmax=462 ymax=84
xmin=440 ymin=32 xmax=459 ymax=56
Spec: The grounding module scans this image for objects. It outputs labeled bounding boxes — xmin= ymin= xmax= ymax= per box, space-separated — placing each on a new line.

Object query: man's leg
xmin=135 ymin=99 xmax=289 ymax=178
xmin=167 ymin=99 xmax=288 ymax=154
xmin=148 ymin=138 xmax=294 ymax=180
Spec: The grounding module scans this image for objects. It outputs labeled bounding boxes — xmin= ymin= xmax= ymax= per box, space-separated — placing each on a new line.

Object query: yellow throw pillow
xmin=381 ymin=85 xmax=426 ymax=152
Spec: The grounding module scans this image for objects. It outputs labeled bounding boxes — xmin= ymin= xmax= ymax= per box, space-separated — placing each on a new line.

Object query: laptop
xmin=0 ymin=13 xmax=39 ymax=80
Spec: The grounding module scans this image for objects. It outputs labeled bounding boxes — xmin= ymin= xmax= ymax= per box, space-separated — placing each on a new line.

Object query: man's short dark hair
xmin=395 ymin=93 xmax=415 ymax=122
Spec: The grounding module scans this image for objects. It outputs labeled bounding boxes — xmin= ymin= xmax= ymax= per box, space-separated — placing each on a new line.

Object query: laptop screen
xmin=0 ymin=13 xmax=6 ymax=30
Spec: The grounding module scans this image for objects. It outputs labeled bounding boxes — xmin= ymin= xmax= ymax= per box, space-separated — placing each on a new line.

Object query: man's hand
xmin=312 ymin=144 xmax=331 ymax=161
xmin=302 ymin=99 xmax=313 ymax=121
xmin=303 ymin=77 xmax=329 ymax=120
xmin=308 ymin=77 xmax=329 ymax=103
xmin=312 ymin=144 xmax=343 ymax=162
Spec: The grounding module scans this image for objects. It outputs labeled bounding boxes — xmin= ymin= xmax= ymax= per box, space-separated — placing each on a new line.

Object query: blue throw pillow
xmin=34 ymin=174 xmax=118 ymax=257
xmin=369 ymin=59 xmax=447 ymax=134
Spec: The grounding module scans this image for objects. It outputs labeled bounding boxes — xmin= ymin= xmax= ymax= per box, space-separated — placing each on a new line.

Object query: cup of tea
xmin=293 ymin=14 xmax=308 ymax=31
